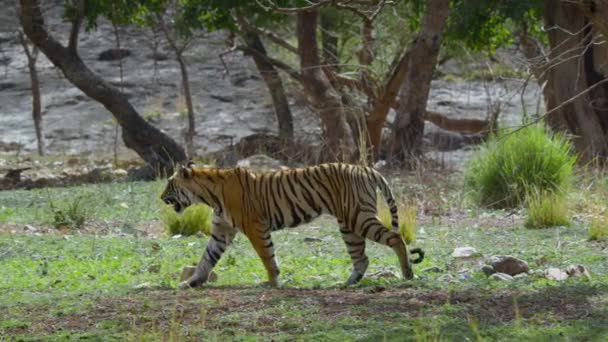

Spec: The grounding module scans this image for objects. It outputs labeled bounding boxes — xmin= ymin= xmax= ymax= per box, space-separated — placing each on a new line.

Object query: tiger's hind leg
xmin=244 ymin=224 xmax=280 ymax=287
xmin=339 ymin=224 xmax=369 ymax=285
xmin=355 ymin=213 xmax=414 ymax=280
xmin=181 ymin=215 xmax=236 ymax=289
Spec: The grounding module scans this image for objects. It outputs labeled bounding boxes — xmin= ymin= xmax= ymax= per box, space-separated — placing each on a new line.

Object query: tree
xmin=389 ymin=0 xmax=450 ymax=164
xmin=17 ymin=31 xmax=44 ymax=156
xmin=19 ymin=0 xmax=186 ymax=176
xmin=154 ymin=0 xmax=198 ymax=158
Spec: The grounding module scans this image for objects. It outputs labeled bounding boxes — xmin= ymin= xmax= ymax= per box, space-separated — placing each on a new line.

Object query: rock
xmin=112 ymin=168 xmax=128 ymax=177
xmin=422 ymin=266 xmax=442 ymax=273
xmin=98 ymin=48 xmax=132 ymax=61
xmin=513 ymin=273 xmax=529 ymax=280
xmin=480 ymin=265 xmax=496 ymax=276
xmin=456 ymin=270 xmax=473 ymax=281
xmin=368 ymin=269 xmax=399 ymax=280
xmin=545 ymin=268 xmax=568 ymax=281
xmin=237 ymin=154 xmax=284 ymax=172
xmin=489 ymin=273 xmax=514 ymax=282
xmin=451 ymin=246 xmax=477 ymax=258
xmin=565 ymin=265 xmax=591 ymax=280
xmin=134 ymin=282 xmax=153 ymax=289
xmin=489 ymin=255 xmax=530 ymax=276
xmin=438 ymin=274 xmax=457 ymax=282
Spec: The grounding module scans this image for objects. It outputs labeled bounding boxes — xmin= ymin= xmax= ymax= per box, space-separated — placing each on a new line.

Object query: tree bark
xmin=18 ymin=32 xmax=44 ymax=156
xmin=542 ymin=0 xmax=608 ymax=161
xmin=19 ymin=0 xmax=186 ymax=175
xmin=177 ymin=54 xmax=196 ymax=158
xmin=238 ymin=19 xmax=294 ymax=144
xmin=320 ymin=8 xmax=340 ymax=71
xmin=389 ymin=0 xmax=450 ymax=165
xmin=297 ymin=8 xmax=355 ymax=162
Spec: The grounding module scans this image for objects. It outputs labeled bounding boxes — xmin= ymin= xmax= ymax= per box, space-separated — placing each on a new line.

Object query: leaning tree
xmin=19 ymin=0 xmax=186 ymax=176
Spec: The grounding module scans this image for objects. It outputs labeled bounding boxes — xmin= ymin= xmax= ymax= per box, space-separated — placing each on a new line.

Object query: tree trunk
xmin=19 ymin=0 xmax=186 ymax=175
xmin=389 ymin=0 xmax=450 ymax=165
xmin=19 ymin=32 xmax=44 ymax=156
xmin=177 ymin=54 xmax=196 ymax=158
xmin=296 ymin=8 xmax=355 ymax=162
xmin=239 ymin=25 xmax=294 ymax=144
xmin=542 ymin=0 xmax=608 ymax=161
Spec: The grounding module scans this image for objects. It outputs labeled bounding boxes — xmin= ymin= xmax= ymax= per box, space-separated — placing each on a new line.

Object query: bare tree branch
xmin=68 ymin=0 xmax=84 ymax=54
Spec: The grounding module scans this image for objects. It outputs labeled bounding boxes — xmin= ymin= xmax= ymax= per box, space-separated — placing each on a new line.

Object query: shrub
xmin=589 ymin=214 xmax=608 ymax=241
xmin=465 ymin=124 xmax=575 ymax=209
xmin=378 ymin=201 xmax=417 ymax=243
xmin=524 ymin=190 xmax=570 ymax=229
xmin=161 ymin=203 xmax=212 ymax=236
xmin=49 ymin=195 xmax=95 ymax=229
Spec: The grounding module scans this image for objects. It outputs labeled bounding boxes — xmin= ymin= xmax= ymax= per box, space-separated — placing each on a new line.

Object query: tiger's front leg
xmin=180 ymin=215 xmax=236 ymax=289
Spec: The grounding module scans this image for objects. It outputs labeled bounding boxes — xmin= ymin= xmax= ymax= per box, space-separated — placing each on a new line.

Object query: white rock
xmin=452 ymin=246 xmax=477 ymax=258
xmin=545 ymin=268 xmax=568 ymax=281
xmin=490 ymin=273 xmax=514 ymax=282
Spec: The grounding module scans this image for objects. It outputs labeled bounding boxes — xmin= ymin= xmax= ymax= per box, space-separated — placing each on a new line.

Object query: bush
xmin=161 ymin=203 xmax=212 ymax=236
xmin=465 ymin=125 xmax=575 ymax=209
xmin=525 ymin=191 xmax=570 ymax=229
xmin=589 ymin=214 xmax=608 ymax=241
xmin=378 ymin=201 xmax=417 ymax=243
xmin=49 ymin=195 xmax=95 ymax=229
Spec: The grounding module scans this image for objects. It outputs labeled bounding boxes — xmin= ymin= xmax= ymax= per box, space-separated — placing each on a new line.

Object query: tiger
xmin=161 ymin=162 xmax=424 ymax=289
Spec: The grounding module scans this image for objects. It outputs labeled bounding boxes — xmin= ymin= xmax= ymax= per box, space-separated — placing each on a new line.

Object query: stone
xmin=545 ymin=268 xmax=568 ymax=281
xmin=368 ymin=269 xmax=399 ymax=280
xmin=489 ymin=255 xmax=530 ymax=276
xmin=565 ymin=265 xmax=591 ymax=280
xmin=489 ymin=272 xmax=514 ymax=282
xmin=98 ymin=48 xmax=132 ymax=61
xmin=480 ymin=265 xmax=496 ymax=276
xmin=451 ymin=246 xmax=477 ymax=258
xmin=237 ymin=154 xmax=284 ymax=172
xmin=438 ymin=274 xmax=457 ymax=282
xmin=513 ymin=273 xmax=529 ymax=280
xmin=422 ymin=266 xmax=442 ymax=273
xmin=456 ymin=270 xmax=473 ymax=281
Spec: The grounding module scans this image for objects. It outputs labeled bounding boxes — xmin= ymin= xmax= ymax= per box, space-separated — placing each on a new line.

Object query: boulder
xmin=489 ymin=255 xmax=530 ymax=276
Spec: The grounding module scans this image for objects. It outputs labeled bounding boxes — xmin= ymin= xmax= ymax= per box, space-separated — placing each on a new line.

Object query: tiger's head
xmin=160 ymin=162 xmax=223 ymax=213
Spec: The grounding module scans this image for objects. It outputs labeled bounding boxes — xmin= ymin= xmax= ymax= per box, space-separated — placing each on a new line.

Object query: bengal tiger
xmin=161 ymin=162 xmax=424 ymax=289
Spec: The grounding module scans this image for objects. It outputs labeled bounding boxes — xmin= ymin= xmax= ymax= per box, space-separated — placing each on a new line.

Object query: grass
xmin=378 ymin=200 xmax=417 ymax=243
xmin=465 ymin=124 xmax=576 ymax=209
xmin=1 ymin=176 xmax=608 ymax=340
xmin=589 ymin=214 xmax=608 ymax=241
xmin=160 ymin=203 xmax=213 ymax=236
xmin=525 ymin=190 xmax=571 ymax=229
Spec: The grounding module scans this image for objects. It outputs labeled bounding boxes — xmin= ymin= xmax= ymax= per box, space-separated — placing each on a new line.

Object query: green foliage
xmin=465 ymin=125 xmax=576 ymax=209
xmin=378 ymin=201 xmax=417 ymax=244
xmin=48 ymin=195 xmax=96 ymax=229
xmin=160 ymin=203 xmax=212 ymax=236
xmin=589 ymin=214 xmax=608 ymax=241
xmin=446 ymin=0 xmax=544 ymax=52
xmin=525 ymin=191 xmax=570 ymax=229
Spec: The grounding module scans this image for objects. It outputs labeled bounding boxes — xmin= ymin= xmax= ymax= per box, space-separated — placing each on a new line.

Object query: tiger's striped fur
xmin=161 ymin=162 xmax=424 ymax=288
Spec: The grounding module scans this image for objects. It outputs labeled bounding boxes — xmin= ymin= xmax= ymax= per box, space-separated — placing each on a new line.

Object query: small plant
xmin=48 ymin=195 xmax=94 ymax=229
xmin=465 ymin=124 xmax=575 ymax=208
xmin=378 ymin=201 xmax=417 ymax=243
xmin=161 ymin=203 xmax=212 ymax=236
xmin=589 ymin=213 xmax=608 ymax=241
xmin=525 ymin=190 xmax=570 ymax=229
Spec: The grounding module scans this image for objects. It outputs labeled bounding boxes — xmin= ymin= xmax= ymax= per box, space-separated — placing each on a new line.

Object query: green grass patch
xmin=525 ymin=190 xmax=571 ymax=229
xmin=465 ymin=124 xmax=575 ymax=209
xmin=378 ymin=201 xmax=417 ymax=243
xmin=160 ymin=203 xmax=213 ymax=236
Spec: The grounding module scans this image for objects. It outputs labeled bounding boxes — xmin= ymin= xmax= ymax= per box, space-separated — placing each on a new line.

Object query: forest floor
xmin=1 ymin=170 xmax=607 ymax=341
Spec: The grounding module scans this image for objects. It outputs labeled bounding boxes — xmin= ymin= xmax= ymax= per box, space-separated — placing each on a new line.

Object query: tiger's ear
xmin=186 ymin=160 xmax=195 ymax=168
xmin=179 ymin=164 xmax=193 ymax=179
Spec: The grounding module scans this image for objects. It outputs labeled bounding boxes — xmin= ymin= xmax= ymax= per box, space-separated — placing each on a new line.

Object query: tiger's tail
xmin=372 ymin=169 xmax=399 ymax=233
xmin=373 ymin=168 xmax=425 ymax=264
